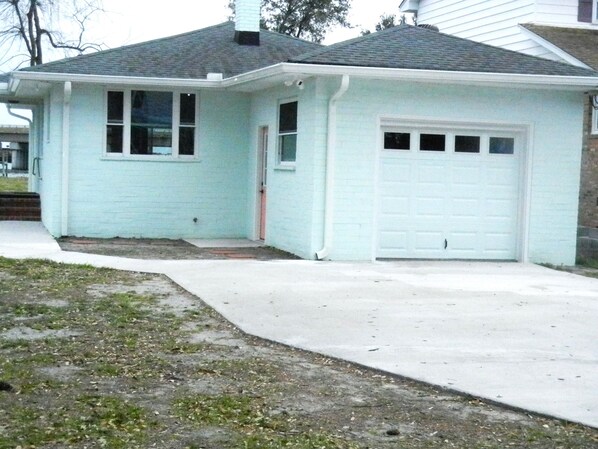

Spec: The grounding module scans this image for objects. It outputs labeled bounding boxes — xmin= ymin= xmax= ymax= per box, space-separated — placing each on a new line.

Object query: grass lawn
xmin=1 ymin=257 xmax=597 ymax=448
xmin=0 ymin=177 xmax=28 ymax=192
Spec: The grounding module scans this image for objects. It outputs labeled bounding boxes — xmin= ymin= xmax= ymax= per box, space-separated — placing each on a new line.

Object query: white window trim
xmin=104 ymin=88 xmax=200 ymax=160
xmin=594 ymin=1 xmax=598 ymax=23
xmin=276 ymin=98 xmax=298 ymax=167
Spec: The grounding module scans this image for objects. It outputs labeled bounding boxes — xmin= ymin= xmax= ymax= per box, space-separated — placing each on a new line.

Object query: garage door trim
xmin=373 ymin=116 xmax=532 ymax=262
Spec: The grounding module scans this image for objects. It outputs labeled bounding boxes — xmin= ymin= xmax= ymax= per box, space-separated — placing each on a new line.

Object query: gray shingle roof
xmin=20 ymin=22 xmax=321 ymax=79
xmin=521 ymin=24 xmax=598 ymax=71
xmin=290 ymin=24 xmax=598 ymax=77
xmin=18 ymin=22 xmax=598 ymax=80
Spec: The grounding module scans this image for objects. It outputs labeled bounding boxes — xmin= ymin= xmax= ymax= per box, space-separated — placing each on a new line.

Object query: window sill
xmin=101 ymin=155 xmax=201 ymax=163
xmin=274 ymin=164 xmax=296 ymax=171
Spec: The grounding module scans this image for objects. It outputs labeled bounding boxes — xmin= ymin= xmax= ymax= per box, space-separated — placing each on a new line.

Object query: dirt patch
xmin=57 ymin=237 xmax=300 ymax=260
xmin=1 ymin=257 xmax=597 ymax=448
xmin=1 ymin=326 xmax=82 ymax=341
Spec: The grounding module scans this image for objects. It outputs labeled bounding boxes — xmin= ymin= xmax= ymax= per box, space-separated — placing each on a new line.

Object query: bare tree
xmin=229 ymin=0 xmax=352 ymax=43
xmin=0 ymin=0 xmax=103 ymax=68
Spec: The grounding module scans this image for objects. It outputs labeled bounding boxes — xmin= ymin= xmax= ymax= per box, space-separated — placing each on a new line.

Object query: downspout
xmin=315 ymin=75 xmax=350 ymax=260
xmin=6 ymin=104 xmax=32 ymax=125
xmin=61 ymin=81 xmax=72 ymax=236
xmin=6 ymin=105 xmax=34 ymax=191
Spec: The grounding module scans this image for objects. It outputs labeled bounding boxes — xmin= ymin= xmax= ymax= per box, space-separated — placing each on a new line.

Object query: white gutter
xmin=61 ymin=81 xmax=72 ymax=236
xmin=6 ymin=105 xmax=34 ymax=191
xmin=13 ymin=71 xmax=223 ymax=88
xmin=220 ymin=63 xmax=598 ymax=90
xmin=316 ymin=75 xmax=350 ymax=260
xmin=12 ymin=63 xmax=598 ymax=91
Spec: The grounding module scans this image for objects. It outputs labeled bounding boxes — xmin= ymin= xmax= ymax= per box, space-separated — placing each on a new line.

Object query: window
xmin=278 ymin=100 xmax=298 ymax=164
xmin=106 ymin=90 xmax=197 ymax=157
xmin=455 ymin=135 xmax=480 ymax=153
xmin=489 ymin=137 xmax=515 ymax=154
xmin=578 ymin=0 xmax=597 ymax=23
xmin=420 ymin=133 xmax=445 ymax=152
xmin=106 ymin=91 xmax=124 ymax=153
xmin=384 ymin=132 xmax=411 ymax=150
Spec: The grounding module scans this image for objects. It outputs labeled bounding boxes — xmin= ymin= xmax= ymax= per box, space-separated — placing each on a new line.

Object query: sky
xmin=1 ymin=0 xmax=404 ymax=125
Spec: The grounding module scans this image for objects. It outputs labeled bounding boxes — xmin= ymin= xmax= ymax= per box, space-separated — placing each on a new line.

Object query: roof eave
xmin=12 ymin=71 xmax=223 ymax=89
xmin=225 ymin=63 xmax=598 ymax=91
xmin=8 ymin=63 xmax=598 ymax=95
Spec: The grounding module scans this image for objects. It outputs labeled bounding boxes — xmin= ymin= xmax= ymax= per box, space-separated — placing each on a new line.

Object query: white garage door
xmin=377 ymin=124 xmax=523 ymax=260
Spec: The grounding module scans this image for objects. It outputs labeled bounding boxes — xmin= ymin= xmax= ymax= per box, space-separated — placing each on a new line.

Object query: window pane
xmin=489 ymin=137 xmax=515 ymax=154
xmin=179 ymin=127 xmax=195 ymax=155
xmin=131 ymin=126 xmax=172 ymax=155
xmin=107 ymin=91 xmax=123 ymax=123
xmin=420 ymin=133 xmax=445 ymax=152
xmin=279 ymin=134 xmax=297 ymax=162
xmin=279 ymin=101 xmax=298 ymax=133
xmin=384 ymin=132 xmax=410 ymax=150
xmin=131 ymin=91 xmax=173 ymax=126
xmin=106 ymin=125 xmax=123 ymax=153
xmin=180 ymin=93 xmax=196 ymax=125
xmin=455 ymin=135 xmax=480 ymax=153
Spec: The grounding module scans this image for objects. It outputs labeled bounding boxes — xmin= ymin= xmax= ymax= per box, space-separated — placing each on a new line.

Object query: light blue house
xmin=1 ymin=0 xmax=597 ymax=265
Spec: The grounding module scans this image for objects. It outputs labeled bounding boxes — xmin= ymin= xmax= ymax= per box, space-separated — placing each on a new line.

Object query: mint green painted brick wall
xmin=61 ymin=84 xmax=251 ymax=238
xmin=328 ymin=79 xmax=583 ymax=265
xmin=39 ymin=85 xmax=65 ymax=237
xmin=39 ymin=78 xmax=584 ymax=266
xmin=248 ymin=81 xmax=323 ymax=259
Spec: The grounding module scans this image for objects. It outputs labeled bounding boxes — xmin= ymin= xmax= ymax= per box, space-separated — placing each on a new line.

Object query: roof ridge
xmin=19 ymin=22 xmax=234 ymax=72
xmin=292 ymin=24 xmax=411 ymax=61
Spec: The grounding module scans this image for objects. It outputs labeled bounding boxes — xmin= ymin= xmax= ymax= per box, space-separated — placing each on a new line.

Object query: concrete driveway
xmin=1 ymin=221 xmax=597 ymax=428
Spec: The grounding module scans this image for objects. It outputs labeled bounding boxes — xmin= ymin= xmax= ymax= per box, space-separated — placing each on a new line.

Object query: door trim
xmin=255 ymin=125 xmax=269 ymax=241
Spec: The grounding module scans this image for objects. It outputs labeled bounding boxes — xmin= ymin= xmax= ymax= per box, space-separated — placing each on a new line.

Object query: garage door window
xmin=420 ymin=133 xmax=445 ymax=152
xmin=489 ymin=137 xmax=515 ymax=154
xmin=455 ymin=135 xmax=480 ymax=153
xmin=384 ymin=132 xmax=411 ymax=150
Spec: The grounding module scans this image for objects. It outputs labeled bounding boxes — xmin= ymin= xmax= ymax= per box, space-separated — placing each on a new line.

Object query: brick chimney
xmin=234 ymin=0 xmax=261 ymax=46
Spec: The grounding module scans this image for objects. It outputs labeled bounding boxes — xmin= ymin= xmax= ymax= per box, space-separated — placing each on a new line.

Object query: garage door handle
xmin=444 ymin=239 xmax=448 ymax=250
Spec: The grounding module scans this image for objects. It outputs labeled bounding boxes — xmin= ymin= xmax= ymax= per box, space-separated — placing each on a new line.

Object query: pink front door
xmin=258 ymin=127 xmax=268 ymax=240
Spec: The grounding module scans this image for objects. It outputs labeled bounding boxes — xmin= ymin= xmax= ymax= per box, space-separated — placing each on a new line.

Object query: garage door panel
xmin=417 ymin=164 xmax=445 ymax=184
xmin=378 ymin=126 xmax=522 ymax=261
xmin=451 ymin=166 xmax=481 ymax=185
xmin=450 ymin=198 xmax=480 ymax=217
xmin=379 ymin=196 xmax=409 ymax=216
xmin=485 ymin=199 xmax=517 ymax=218
xmin=415 ymin=197 xmax=445 ymax=217
xmin=378 ymin=231 xmax=408 ymax=256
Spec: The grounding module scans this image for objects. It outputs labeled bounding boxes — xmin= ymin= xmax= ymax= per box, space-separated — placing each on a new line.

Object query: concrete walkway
xmin=1 ymin=221 xmax=597 ymax=428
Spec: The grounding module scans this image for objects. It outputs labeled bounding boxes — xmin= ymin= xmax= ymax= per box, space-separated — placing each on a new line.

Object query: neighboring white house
xmin=400 ymin=0 xmax=598 ymax=228
xmin=1 ymin=0 xmax=597 ymax=265
xmin=400 ymin=0 xmax=596 ymax=61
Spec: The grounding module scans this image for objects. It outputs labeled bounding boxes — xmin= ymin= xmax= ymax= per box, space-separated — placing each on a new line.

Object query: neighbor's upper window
xmin=278 ymin=100 xmax=298 ymax=164
xmin=578 ymin=0 xmax=598 ymax=23
xmin=106 ymin=90 xmax=197 ymax=157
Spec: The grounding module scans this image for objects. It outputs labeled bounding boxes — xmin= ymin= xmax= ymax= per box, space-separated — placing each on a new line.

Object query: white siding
xmin=416 ymin=0 xmax=593 ymax=63
xmin=418 ymin=0 xmax=534 ymax=38
xmin=535 ymin=0 xmax=583 ymax=26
